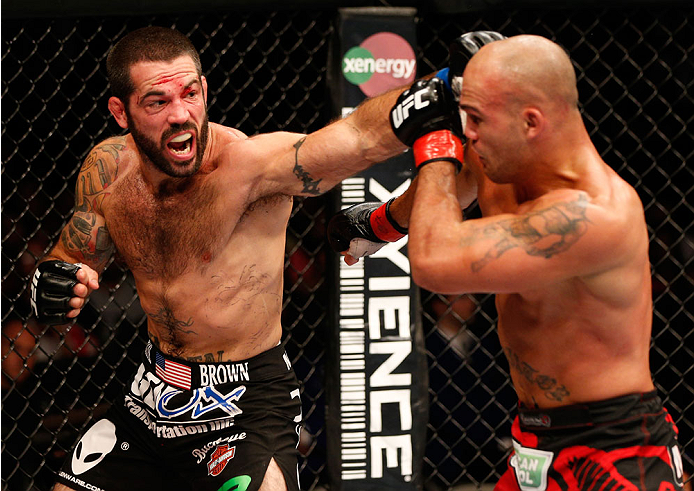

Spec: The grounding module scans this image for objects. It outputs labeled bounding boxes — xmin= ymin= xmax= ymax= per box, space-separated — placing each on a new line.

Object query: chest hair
xmin=107 ymin=173 xmax=231 ymax=278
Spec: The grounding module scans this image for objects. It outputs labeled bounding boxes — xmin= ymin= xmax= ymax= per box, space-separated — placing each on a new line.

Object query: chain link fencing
xmin=2 ymin=6 xmax=692 ymax=491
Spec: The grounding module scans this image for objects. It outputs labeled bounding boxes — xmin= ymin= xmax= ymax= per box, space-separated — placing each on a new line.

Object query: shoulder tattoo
xmin=80 ymin=140 xmax=124 ymax=195
xmin=469 ymin=193 xmax=590 ymax=272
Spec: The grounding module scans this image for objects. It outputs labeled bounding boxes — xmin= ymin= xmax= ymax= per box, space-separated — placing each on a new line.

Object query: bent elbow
xmin=410 ymin=252 xmax=451 ymax=293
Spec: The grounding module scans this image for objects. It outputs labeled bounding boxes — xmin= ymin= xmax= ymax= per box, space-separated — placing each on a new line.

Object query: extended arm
xmin=245 ymin=87 xmax=408 ymax=200
xmin=249 ymin=31 xmax=507 ymax=202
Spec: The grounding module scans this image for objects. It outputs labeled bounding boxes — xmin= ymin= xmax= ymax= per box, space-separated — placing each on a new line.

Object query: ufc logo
xmin=391 ymin=88 xmax=430 ymax=129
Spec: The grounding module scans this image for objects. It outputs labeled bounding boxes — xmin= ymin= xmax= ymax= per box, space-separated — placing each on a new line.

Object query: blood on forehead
xmin=152 ymin=76 xmax=178 ymax=86
xmin=151 ymin=74 xmax=198 ymax=88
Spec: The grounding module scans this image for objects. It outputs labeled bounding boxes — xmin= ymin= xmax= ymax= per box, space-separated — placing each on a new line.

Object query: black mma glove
xmin=390 ymin=77 xmax=464 ymax=172
xmin=328 ymin=198 xmax=407 ymax=259
xmin=391 ymin=31 xmax=506 ymax=173
xmin=30 ymin=260 xmax=82 ymax=325
xmin=437 ymin=30 xmax=507 ymax=100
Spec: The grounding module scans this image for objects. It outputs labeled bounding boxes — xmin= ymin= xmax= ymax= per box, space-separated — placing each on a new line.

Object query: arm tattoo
xmin=292 ymin=137 xmax=322 ymax=195
xmin=60 ymin=197 xmax=113 ymax=268
xmin=470 ymin=193 xmax=590 ymax=272
xmin=60 ymin=143 xmax=122 ymax=268
xmin=80 ymin=143 xmax=122 ymax=194
xmin=504 ymin=346 xmax=570 ymax=402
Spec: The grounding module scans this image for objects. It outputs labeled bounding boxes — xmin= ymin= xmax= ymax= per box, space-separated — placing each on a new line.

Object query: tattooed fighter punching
xmin=27 ymin=25 xmax=428 ymax=491
xmin=328 ymin=34 xmax=684 ymax=490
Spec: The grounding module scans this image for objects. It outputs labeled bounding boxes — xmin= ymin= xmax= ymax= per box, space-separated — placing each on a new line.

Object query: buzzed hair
xmin=477 ymin=35 xmax=579 ymax=111
xmin=106 ymin=26 xmax=203 ymax=103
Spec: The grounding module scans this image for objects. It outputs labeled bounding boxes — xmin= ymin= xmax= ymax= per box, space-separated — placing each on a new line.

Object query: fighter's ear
xmin=201 ymin=75 xmax=208 ymax=104
xmin=108 ymin=97 xmax=128 ymax=129
xmin=523 ymin=107 xmax=545 ymax=140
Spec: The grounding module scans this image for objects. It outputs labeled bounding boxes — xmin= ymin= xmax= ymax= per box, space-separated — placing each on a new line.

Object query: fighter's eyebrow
xmin=140 ymin=78 xmax=200 ymax=101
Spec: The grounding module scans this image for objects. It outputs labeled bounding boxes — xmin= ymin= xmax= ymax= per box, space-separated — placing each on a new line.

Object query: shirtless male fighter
xmin=329 ymin=34 xmax=684 ymax=490
xmin=29 ymin=26 xmax=503 ymax=491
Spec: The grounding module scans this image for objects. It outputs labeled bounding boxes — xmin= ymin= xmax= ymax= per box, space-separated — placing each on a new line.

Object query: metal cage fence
xmin=2 ymin=6 xmax=693 ymax=491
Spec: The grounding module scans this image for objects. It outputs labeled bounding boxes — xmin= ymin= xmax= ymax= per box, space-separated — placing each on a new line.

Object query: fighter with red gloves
xmin=331 ymin=31 xmax=685 ymax=491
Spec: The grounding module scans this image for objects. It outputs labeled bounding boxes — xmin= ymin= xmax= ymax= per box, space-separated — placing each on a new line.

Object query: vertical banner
xmin=326 ymin=7 xmax=428 ymax=491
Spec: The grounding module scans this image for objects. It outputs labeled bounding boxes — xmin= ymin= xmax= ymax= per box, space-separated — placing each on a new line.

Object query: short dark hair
xmin=106 ymin=26 xmax=203 ymax=103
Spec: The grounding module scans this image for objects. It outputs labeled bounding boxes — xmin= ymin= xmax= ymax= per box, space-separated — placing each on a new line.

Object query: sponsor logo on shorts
xmin=342 ymin=32 xmax=416 ymax=97
xmin=157 ymin=385 xmax=247 ymax=419
xmin=216 ymin=475 xmax=251 ymax=491
xmin=58 ymin=471 xmax=105 ymax=491
xmin=129 ymin=363 xmax=247 ymax=422
xmin=71 ymin=420 xmax=117 ymax=475
xmin=519 ymin=413 xmax=552 ymax=428
xmin=193 ymin=432 xmax=247 ymax=463
xmin=125 ymin=395 xmax=236 ymax=439
xmin=207 ymin=444 xmax=236 ymax=476
xmin=510 ymin=440 xmax=554 ymax=491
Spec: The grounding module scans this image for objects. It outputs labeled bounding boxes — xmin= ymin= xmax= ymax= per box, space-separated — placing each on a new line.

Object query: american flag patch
xmin=155 ymin=352 xmax=192 ymax=390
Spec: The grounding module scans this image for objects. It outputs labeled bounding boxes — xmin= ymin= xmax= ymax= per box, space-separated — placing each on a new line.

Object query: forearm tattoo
xmin=292 ymin=137 xmax=322 ymax=195
xmin=469 ymin=193 xmax=590 ymax=272
xmin=504 ymin=346 xmax=570 ymax=402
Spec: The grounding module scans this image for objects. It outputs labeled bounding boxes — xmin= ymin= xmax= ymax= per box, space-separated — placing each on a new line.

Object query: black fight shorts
xmin=496 ymin=391 xmax=684 ymax=491
xmin=55 ymin=341 xmax=303 ymax=491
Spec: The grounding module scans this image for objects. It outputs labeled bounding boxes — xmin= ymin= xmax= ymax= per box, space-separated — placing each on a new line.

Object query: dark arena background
xmin=2 ymin=0 xmax=692 ymax=490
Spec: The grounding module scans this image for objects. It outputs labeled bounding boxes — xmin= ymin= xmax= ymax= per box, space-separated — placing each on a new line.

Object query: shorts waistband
xmin=517 ymin=391 xmax=661 ymax=430
xmin=143 ymin=341 xmax=292 ymax=390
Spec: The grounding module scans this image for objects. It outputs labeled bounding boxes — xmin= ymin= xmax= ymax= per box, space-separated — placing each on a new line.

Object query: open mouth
xmin=166 ymin=131 xmax=195 ymax=160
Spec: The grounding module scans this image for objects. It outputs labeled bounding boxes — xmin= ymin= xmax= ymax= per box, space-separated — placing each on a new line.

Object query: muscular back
xmin=474 ymin=163 xmax=655 ymax=408
xmin=67 ymin=125 xmax=295 ymax=361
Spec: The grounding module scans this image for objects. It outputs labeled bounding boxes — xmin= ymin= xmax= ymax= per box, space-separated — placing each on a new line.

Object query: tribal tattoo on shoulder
xmin=292 ymin=137 xmax=322 ymax=195
xmin=504 ymin=346 xmax=570 ymax=402
xmin=469 ymin=193 xmax=590 ymax=272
